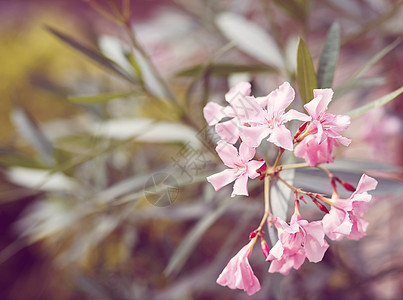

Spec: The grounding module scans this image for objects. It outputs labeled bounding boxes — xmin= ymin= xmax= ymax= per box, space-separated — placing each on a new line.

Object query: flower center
xmin=235 ymin=163 xmax=247 ymax=176
xmin=265 ymin=114 xmax=281 ymax=129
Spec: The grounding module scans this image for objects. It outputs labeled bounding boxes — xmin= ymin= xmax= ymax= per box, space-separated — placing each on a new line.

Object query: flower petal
xmin=302 ymin=222 xmax=329 ymax=262
xmin=216 ymin=242 xmax=261 ymax=296
xmin=268 ymin=125 xmax=293 ymax=151
xmin=267 ymin=240 xmax=284 ymax=260
xmin=240 ymin=125 xmax=271 ymax=148
xmin=246 ymin=160 xmax=265 ymax=179
xmin=282 ymin=109 xmax=311 ymax=123
xmin=215 ymin=120 xmax=240 ymax=144
xmin=203 ymin=102 xmax=232 ymax=125
xmin=207 ymin=169 xmax=237 ymax=191
xmin=347 ymin=215 xmax=368 ymax=240
xmin=216 ymin=140 xmax=239 ymax=168
xmin=232 ymin=174 xmax=249 ymax=197
xmin=354 ymin=174 xmax=378 ymax=195
xmin=239 ymin=142 xmax=256 ymax=162
xmin=227 ymin=91 xmax=263 ymax=122
xmin=322 ymin=207 xmax=352 ymax=241
xmin=304 ymin=95 xmax=322 ymax=120
xmin=267 ymin=82 xmax=295 ymax=115
xmin=313 ymin=88 xmax=333 ymax=114
xmin=225 ymin=82 xmax=251 ymax=103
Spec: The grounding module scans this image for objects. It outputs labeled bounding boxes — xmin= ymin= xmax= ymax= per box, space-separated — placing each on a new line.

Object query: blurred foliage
xmin=0 ymin=0 xmax=403 ymax=299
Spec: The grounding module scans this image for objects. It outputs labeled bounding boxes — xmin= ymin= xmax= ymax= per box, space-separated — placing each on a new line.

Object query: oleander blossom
xmin=206 ymin=141 xmax=264 ymax=197
xmin=294 ymin=134 xmax=337 ymax=166
xmin=205 ymin=82 xmax=379 ymax=294
xmin=216 ymin=240 xmax=261 ymax=295
xmin=295 ymin=89 xmax=351 ymax=166
xmin=303 ymin=89 xmax=351 ymax=145
xmin=203 ymin=82 xmax=261 ymax=144
xmin=322 ymin=174 xmax=378 ymax=240
xmin=268 ymin=214 xmax=329 ymax=275
xmin=238 ymin=82 xmax=311 ymax=150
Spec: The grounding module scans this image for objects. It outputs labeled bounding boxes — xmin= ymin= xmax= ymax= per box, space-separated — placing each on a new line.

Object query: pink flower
xmin=268 ymin=243 xmax=306 ymax=276
xmin=216 ymin=240 xmax=261 ymax=295
xmin=203 ymin=102 xmax=235 ymax=126
xmin=323 ymin=174 xmax=378 ymax=240
xmin=207 ymin=141 xmax=264 ymax=197
xmin=294 ymin=134 xmax=337 ymax=166
xmin=268 ymin=214 xmax=329 ymax=275
xmin=304 ymin=89 xmax=351 ymax=146
xmin=203 ymin=82 xmax=254 ymax=144
xmin=237 ymin=82 xmax=310 ymax=150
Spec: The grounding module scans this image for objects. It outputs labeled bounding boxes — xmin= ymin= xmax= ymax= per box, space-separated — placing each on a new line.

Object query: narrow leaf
xmin=176 ymin=63 xmax=274 ymax=77
xmin=317 ymin=22 xmax=340 ymax=88
xmin=0 ymin=151 xmax=45 ymax=169
xmin=296 ymin=38 xmax=317 ymax=103
xmin=45 ymin=26 xmax=136 ymax=84
xmin=164 ymin=196 xmax=232 ymax=276
xmin=132 ymin=48 xmax=173 ymax=100
xmin=346 ymin=86 xmax=403 ymax=118
xmin=10 ymin=106 xmax=54 ymax=165
xmin=68 ymin=91 xmax=136 ymax=104
xmin=353 ymin=38 xmax=401 ymax=79
xmin=334 ymin=77 xmax=385 ymax=98
xmin=216 ymin=13 xmax=284 ymax=70
xmin=335 ymin=38 xmax=401 ymax=97
xmin=125 ymin=52 xmax=143 ymax=81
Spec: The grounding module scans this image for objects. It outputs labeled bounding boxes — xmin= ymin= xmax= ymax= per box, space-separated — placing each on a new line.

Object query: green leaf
xmin=317 ymin=22 xmax=340 ymax=88
xmin=346 ymin=86 xmax=403 ymax=118
xmin=45 ymin=26 xmax=136 ymax=84
xmin=68 ymin=91 xmax=136 ymax=104
xmin=296 ymin=38 xmax=317 ymax=104
xmin=125 ymin=52 xmax=143 ymax=82
xmin=0 ymin=152 xmax=46 ymax=169
xmin=175 ymin=63 xmax=274 ymax=77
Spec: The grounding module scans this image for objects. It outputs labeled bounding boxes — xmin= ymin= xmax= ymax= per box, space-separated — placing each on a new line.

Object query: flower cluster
xmin=204 ymin=82 xmax=377 ymax=296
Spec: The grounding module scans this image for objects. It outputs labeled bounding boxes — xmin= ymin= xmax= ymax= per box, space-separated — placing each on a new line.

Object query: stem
xmin=256 ymin=175 xmax=271 ymax=232
xmin=254 ymin=148 xmax=285 ymax=234
xmin=272 ymin=148 xmax=285 ymax=169
xmin=316 ymin=164 xmax=332 ymax=177
xmin=277 ymin=176 xmax=333 ymax=206
xmin=279 ymin=162 xmax=310 ymax=170
xmin=276 ymin=175 xmax=297 ymax=192
xmin=264 ymin=175 xmax=271 ymax=215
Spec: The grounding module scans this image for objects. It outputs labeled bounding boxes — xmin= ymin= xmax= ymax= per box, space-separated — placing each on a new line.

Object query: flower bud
xmin=249 ymin=231 xmax=257 ymax=240
xmin=311 ymin=197 xmax=329 ymax=214
xmin=293 ymin=121 xmax=308 ymax=142
xmin=260 ymin=238 xmax=270 ymax=260
xmin=256 ymin=159 xmax=267 ymax=180
xmin=335 ymin=177 xmax=356 ymax=192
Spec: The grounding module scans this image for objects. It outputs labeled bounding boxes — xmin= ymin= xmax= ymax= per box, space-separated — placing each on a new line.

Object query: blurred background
xmin=0 ymin=0 xmax=402 ymax=299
